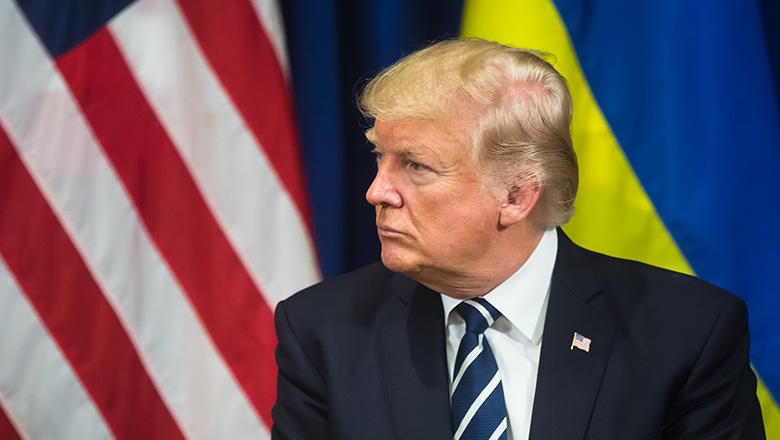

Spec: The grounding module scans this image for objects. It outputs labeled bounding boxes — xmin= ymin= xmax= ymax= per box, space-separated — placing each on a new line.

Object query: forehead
xmin=368 ymin=119 xmax=471 ymax=159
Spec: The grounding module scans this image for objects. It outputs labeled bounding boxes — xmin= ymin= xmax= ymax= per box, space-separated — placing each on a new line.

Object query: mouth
xmin=376 ymin=225 xmax=405 ymax=237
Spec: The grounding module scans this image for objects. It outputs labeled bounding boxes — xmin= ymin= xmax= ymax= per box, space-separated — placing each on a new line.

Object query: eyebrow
xmin=365 ymin=128 xmax=377 ymax=144
xmin=365 ymin=127 xmax=445 ymax=167
xmin=394 ymin=144 xmax=427 ymax=159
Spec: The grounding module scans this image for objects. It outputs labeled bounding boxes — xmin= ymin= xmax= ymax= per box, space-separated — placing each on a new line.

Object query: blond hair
xmin=359 ymin=38 xmax=578 ymax=230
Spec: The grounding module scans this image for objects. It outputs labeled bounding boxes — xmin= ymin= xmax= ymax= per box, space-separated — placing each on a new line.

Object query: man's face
xmin=366 ymin=119 xmax=504 ymax=285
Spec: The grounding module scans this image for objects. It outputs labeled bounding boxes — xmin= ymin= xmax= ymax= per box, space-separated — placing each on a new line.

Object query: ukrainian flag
xmin=461 ymin=1 xmax=780 ymax=436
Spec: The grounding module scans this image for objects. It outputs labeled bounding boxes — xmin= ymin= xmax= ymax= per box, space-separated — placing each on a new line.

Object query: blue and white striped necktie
xmin=451 ymin=298 xmax=507 ymax=440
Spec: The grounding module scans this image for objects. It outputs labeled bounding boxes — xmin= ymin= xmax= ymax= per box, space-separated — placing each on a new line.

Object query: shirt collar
xmin=441 ymin=228 xmax=558 ymax=345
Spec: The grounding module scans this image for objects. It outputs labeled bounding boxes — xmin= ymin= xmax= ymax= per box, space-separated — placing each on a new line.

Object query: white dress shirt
xmin=441 ymin=228 xmax=558 ymax=440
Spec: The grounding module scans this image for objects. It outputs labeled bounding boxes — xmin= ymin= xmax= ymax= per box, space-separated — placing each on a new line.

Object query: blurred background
xmin=0 ymin=0 xmax=778 ymax=438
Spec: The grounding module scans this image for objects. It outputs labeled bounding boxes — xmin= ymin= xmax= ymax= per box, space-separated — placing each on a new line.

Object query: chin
xmin=380 ymin=248 xmax=422 ymax=276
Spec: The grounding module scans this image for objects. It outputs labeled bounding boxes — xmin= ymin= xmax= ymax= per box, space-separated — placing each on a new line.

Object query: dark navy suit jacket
xmin=271 ymin=230 xmax=764 ymax=439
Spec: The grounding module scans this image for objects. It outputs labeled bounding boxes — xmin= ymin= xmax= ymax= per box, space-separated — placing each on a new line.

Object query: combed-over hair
xmin=359 ymin=38 xmax=578 ymax=230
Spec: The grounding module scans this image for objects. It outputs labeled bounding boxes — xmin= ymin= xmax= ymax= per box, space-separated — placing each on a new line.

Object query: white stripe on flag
xmin=111 ymin=0 xmax=319 ymax=308
xmin=0 ymin=2 xmax=269 ymax=438
xmin=0 ymin=257 xmax=114 ymax=440
xmin=248 ymin=0 xmax=291 ymax=77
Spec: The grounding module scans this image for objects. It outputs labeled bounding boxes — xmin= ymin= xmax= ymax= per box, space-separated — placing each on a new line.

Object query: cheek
xmin=418 ymin=197 xmax=497 ymax=243
xmin=407 ymin=176 xmax=499 ymax=242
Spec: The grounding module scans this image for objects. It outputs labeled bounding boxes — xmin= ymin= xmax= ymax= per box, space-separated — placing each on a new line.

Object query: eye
xmin=371 ymin=149 xmax=384 ymax=166
xmin=409 ymin=161 xmax=429 ymax=171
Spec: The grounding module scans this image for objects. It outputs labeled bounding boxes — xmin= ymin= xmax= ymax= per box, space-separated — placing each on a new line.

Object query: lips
xmin=376 ymin=224 xmax=405 ymax=237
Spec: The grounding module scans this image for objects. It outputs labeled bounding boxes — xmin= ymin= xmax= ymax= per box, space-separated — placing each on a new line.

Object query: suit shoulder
xmin=560 ymin=239 xmax=747 ymax=333
xmin=277 ymin=262 xmax=415 ymax=326
xmin=285 ymin=262 xmax=401 ymax=302
xmin=579 ymin=245 xmax=734 ymax=306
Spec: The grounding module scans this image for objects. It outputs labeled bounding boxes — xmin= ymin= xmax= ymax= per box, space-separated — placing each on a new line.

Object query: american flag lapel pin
xmin=571 ymin=332 xmax=592 ymax=352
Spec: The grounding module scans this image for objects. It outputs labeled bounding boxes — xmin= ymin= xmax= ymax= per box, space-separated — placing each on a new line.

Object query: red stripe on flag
xmin=55 ymin=28 xmax=278 ymax=427
xmin=0 ymin=403 xmax=21 ymax=440
xmin=175 ymin=0 xmax=314 ymax=234
xmin=0 ymin=124 xmax=185 ymax=440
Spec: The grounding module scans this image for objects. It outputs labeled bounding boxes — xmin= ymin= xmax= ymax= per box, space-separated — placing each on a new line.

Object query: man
xmin=271 ymin=39 xmax=764 ymax=439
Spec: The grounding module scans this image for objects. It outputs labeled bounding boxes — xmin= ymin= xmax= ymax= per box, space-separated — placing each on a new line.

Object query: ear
xmin=499 ymin=183 xmax=541 ymax=228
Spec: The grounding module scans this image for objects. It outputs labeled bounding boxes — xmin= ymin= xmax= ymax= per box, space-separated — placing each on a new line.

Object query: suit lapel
xmin=529 ymin=230 xmax=616 ymax=440
xmin=378 ymin=280 xmax=453 ymax=439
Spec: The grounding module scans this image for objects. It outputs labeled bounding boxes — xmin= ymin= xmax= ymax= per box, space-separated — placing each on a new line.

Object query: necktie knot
xmin=456 ymin=298 xmax=501 ymax=335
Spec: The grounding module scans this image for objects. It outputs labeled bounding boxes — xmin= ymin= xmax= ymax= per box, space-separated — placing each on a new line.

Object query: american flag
xmin=571 ymin=332 xmax=592 ymax=353
xmin=0 ymin=0 xmax=320 ymax=439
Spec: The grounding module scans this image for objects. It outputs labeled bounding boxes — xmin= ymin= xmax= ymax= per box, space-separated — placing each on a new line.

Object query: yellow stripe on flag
xmin=461 ymin=0 xmax=780 ymax=435
xmin=758 ymin=373 xmax=780 ymax=437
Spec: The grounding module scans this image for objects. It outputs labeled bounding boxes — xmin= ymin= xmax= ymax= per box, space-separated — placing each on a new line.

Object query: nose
xmin=366 ymin=163 xmax=402 ymax=208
